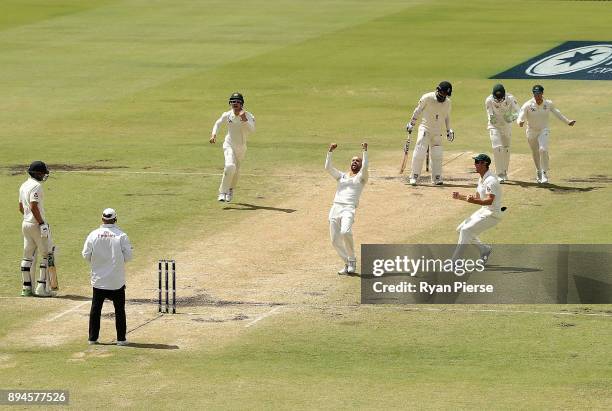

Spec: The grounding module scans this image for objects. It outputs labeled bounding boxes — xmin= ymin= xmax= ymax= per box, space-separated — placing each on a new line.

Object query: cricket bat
xmin=399 ymin=135 xmax=411 ymax=174
xmin=48 ymin=246 xmax=59 ymax=291
xmin=425 ymin=146 xmax=430 ymax=172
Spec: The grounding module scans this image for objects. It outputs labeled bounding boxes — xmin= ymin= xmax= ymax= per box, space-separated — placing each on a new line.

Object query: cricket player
xmin=18 ymin=161 xmax=53 ymax=297
xmin=326 ymin=142 xmax=368 ymax=275
xmin=485 ymin=84 xmax=519 ymax=182
xmin=451 ymin=154 xmax=502 ymax=262
xmin=406 ymin=81 xmax=454 ymax=186
xmin=518 ymin=85 xmax=576 ymax=184
xmin=210 ymin=92 xmax=256 ymax=202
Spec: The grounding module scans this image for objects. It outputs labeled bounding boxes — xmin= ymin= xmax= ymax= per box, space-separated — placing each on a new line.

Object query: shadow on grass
xmin=504 ymin=180 xmax=601 ymax=193
xmin=223 ymin=203 xmax=296 ymax=213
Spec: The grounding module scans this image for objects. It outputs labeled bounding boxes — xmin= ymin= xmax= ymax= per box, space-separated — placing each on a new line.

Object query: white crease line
xmin=47 ymin=301 xmax=90 ymax=322
xmin=245 ymin=306 xmax=284 ymax=328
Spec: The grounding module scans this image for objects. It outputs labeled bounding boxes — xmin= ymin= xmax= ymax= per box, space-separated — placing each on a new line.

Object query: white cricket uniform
xmin=19 ymin=177 xmax=51 ymax=286
xmin=82 ymin=224 xmax=133 ymax=290
xmin=485 ymin=94 xmax=519 ymax=177
xmin=453 ymin=170 xmax=502 ymax=258
xmin=408 ymin=92 xmax=451 ymax=183
xmin=212 ymin=110 xmax=256 ymax=194
xmin=517 ymin=98 xmax=571 ymax=173
xmin=326 ymin=151 xmax=368 ymax=264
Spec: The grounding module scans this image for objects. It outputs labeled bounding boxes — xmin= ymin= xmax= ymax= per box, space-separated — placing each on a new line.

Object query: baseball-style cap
xmin=532 ymin=85 xmax=544 ymax=94
xmin=102 ymin=208 xmax=117 ymax=220
xmin=473 ymin=154 xmax=491 ymax=165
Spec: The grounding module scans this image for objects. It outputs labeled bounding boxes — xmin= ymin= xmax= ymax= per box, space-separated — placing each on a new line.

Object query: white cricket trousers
xmin=219 ymin=143 xmax=246 ymax=194
xmin=526 ymin=128 xmax=550 ymax=172
xmin=489 ymin=127 xmax=512 ymax=176
xmin=329 ymin=204 xmax=356 ymax=264
xmin=410 ymin=126 xmax=444 ymax=182
xmin=452 ymin=208 xmax=500 ymax=260
xmin=21 ymin=221 xmax=51 ymax=284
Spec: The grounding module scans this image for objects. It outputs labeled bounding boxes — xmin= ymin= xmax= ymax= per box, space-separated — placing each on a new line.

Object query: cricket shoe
xmin=409 ymin=174 xmax=418 ymax=186
xmin=21 ymin=288 xmax=33 ymax=297
xmin=217 ymin=193 xmax=226 ymax=202
xmin=225 ymin=189 xmax=233 ymax=203
xmin=433 ymin=175 xmax=443 ymax=185
xmin=497 ymin=173 xmax=508 ymax=183
xmin=536 ymin=170 xmax=542 ymax=184
xmin=35 ymin=281 xmax=53 ymax=297
xmin=116 ymin=340 xmax=129 ymax=346
xmin=347 ymin=260 xmax=357 ymax=274
xmin=337 ymin=265 xmax=349 ymax=275
xmin=88 ymin=340 xmax=98 ymax=345
xmin=480 ymin=245 xmax=493 ymax=265
xmin=540 ymin=172 xmax=549 ymax=184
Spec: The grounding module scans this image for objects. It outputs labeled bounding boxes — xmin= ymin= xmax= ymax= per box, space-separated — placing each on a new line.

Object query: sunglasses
xmin=229 ymin=100 xmax=242 ymax=104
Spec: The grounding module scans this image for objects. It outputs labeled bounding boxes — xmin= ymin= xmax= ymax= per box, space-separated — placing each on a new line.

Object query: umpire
xmin=82 ymin=208 xmax=133 ymax=346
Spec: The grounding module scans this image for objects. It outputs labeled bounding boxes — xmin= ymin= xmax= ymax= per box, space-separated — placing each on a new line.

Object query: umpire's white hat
xmin=102 ymin=208 xmax=117 ymax=220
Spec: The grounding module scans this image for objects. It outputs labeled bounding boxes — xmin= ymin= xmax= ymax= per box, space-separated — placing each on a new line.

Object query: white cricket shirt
xmin=477 ymin=170 xmax=502 ymax=217
xmin=325 ymin=151 xmax=368 ymax=207
xmin=211 ymin=110 xmax=256 ymax=148
xmin=485 ymin=93 xmax=519 ymax=130
xmin=82 ymin=224 xmax=133 ymax=290
xmin=409 ymin=92 xmax=451 ymax=136
xmin=517 ymin=98 xmax=571 ymax=131
xmin=19 ymin=177 xmax=45 ymax=224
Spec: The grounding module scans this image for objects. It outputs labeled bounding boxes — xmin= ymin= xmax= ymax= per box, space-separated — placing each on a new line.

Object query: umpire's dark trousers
xmin=89 ymin=285 xmax=126 ymax=342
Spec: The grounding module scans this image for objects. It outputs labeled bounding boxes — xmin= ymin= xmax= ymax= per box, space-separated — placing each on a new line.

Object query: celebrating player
xmin=451 ymin=154 xmax=502 ymax=262
xmin=210 ymin=92 xmax=256 ymax=202
xmin=485 ymin=84 xmax=519 ymax=182
xmin=518 ymin=85 xmax=576 ymax=184
xmin=326 ymin=142 xmax=368 ymax=275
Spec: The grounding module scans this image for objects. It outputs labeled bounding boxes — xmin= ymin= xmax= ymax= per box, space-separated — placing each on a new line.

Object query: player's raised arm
xmin=358 ymin=142 xmax=369 ymax=183
xmin=325 ymin=143 xmax=342 ymax=180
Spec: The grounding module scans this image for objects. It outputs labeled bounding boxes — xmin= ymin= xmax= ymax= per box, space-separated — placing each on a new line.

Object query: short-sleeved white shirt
xmin=477 ymin=170 xmax=502 ymax=216
xmin=19 ymin=177 xmax=45 ymax=224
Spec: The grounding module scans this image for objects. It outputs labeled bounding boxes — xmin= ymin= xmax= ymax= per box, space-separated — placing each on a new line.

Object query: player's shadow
xmin=504 ymin=180 xmax=600 ymax=193
xmin=223 ymin=203 xmax=296 ymax=213
xmin=121 ymin=342 xmax=179 ymax=350
xmin=482 ymin=264 xmax=543 ymax=274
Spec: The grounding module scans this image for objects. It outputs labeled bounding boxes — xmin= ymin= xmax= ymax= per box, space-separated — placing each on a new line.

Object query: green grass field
xmin=1 ymin=0 xmax=611 ymax=409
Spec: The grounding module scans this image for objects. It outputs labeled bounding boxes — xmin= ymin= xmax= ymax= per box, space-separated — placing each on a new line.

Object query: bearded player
xmin=406 ymin=81 xmax=454 ymax=186
xmin=325 ymin=142 xmax=368 ymax=275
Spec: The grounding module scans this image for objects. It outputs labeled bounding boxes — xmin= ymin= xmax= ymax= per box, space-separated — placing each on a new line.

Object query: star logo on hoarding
xmin=556 ymin=49 xmax=605 ymax=67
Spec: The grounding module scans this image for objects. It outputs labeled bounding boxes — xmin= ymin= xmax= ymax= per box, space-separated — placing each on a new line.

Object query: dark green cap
xmin=492 ymin=84 xmax=505 ymax=99
xmin=472 ymin=153 xmax=491 ymax=165
xmin=532 ymin=84 xmax=544 ymax=94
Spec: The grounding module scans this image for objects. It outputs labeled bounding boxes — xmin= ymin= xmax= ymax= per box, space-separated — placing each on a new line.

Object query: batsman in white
xmin=485 ymin=84 xmax=519 ymax=183
xmin=451 ymin=154 xmax=502 ymax=263
xmin=325 ymin=142 xmax=368 ymax=275
xmin=518 ymin=85 xmax=576 ymax=184
xmin=18 ymin=161 xmax=53 ymax=297
xmin=406 ymin=81 xmax=454 ymax=186
xmin=210 ymin=92 xmax=256 ymax=202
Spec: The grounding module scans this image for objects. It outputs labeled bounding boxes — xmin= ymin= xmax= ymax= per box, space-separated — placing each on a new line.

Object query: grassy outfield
xmin=0 ymin=0 xmax=611 ymax=408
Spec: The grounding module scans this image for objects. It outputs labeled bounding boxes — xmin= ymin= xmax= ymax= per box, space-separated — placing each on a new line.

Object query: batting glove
xmin=447 ymin=129 xmax=455 ymax=142
xmin=406 ymin=123 xmax=414 ymax=134
xmin=39 ymin=223 xmax=49 ymax=238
